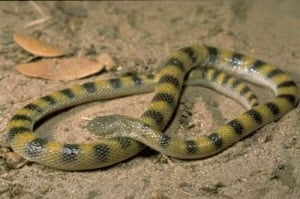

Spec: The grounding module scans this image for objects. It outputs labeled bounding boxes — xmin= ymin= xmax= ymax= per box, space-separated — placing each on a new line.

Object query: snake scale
xmin=7 ymin=45 xmax=298 ymax=170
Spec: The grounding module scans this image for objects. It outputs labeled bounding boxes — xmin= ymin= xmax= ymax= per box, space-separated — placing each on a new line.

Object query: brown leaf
xmin=16 ymin=57 xmax=105 ymax=81
xmin=96 ymin=53 xmax=115 ymax=71
xmin=13 ymin=33 xmax=67 ymax=57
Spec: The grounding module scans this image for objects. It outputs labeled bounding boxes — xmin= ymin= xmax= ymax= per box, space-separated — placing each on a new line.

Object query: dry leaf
xmin=13 ymin=33 xmax=67 ymax=57
xmin=16 ymin=57 xmax=105 ymax=81
xmin=96 ymin=52 xmax=115 ymax=71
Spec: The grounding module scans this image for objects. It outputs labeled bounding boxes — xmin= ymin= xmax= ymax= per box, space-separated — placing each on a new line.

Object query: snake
xmin=7 ymin=45 xmax=298 ymax=170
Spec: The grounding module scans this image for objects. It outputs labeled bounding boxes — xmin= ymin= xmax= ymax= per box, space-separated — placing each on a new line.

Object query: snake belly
xmin=7 ymin=45 xmax=298 ymax=170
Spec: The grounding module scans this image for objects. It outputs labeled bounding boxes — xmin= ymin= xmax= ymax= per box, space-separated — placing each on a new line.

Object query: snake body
xmin=7 ymin=45 xmax=298 ymax=170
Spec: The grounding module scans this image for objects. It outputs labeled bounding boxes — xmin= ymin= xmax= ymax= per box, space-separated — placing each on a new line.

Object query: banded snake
xmin=7 ymin=45 xmax=298 ymax=170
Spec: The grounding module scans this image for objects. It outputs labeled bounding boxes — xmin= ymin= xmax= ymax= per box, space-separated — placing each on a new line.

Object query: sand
xmin=0 ymin=1 xmax=299 ymax=198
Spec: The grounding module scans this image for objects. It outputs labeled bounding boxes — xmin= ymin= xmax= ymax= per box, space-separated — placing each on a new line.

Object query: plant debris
xmin=13 ymin=33 xmax=67 ymax=57
xmin=16 ymin=57 xmax=105 ymax=81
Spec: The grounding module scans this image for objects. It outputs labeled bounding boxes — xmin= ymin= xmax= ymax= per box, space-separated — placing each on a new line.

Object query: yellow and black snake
xmin=7 ymin=45 xmax=298 ymax=170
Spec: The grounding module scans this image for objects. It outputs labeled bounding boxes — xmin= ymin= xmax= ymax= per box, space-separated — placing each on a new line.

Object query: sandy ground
xmin=0 ymin=1 xmax=299 ymax=199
